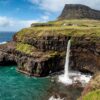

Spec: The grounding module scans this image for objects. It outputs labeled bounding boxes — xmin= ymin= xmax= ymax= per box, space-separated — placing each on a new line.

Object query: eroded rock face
xmin=0 ymin=36 xmax=100 ymax=76
xmin=70 ymin=37 xmax=100 ymax=73
xmin=14 ymin=35 xmax=70 ymax=52
xmin=0 ymin=42 xmax=64 ymax=77
xmin=58 ymin=4 xmax=100 ymax=20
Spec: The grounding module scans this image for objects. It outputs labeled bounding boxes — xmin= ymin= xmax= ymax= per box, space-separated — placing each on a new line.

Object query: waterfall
xmin=64 ymin=39 xmax=71 ymax=78
xmin=58 ymin=40 xmax=72 ymax=85
xmin=58 ymin=40 xmax=92 ymax=85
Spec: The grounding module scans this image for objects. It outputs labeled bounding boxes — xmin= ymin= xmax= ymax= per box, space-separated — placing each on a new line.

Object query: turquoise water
xmin=0 ymin=66 xmax=83 ymax=100
xmin=0 ymin=32 xmax=53 ymax=100
xmin=0 ymin=32 xmax=83 ymax=100
xmin=0 ymin=66 xmax=52 ymax=100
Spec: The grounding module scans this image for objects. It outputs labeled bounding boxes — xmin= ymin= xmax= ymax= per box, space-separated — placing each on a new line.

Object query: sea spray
xmin=58 ymin=40 xmax=92 ymax=85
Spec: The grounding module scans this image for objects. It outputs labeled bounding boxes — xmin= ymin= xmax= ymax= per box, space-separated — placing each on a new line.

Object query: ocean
xmin=0 ymin=32 xmax=53 ymax=100
xmin=0 ymin=32 xmax=82 ymax=100
xmin=0 ymin=32 xmax=15 ymax=43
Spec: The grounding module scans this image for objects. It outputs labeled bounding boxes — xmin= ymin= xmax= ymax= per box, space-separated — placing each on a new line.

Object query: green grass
xmin=15 ymin=19 xmax=100 ymax=43
xmin=16 ymin=43 xmax=37 ymax=55
xmin=82 ymin=89 xmax=100 ymax=100
xmin=48 ymin=19 xmax=100 ymax=27
xmin=16 ymin=42 xmax=58 ymax=58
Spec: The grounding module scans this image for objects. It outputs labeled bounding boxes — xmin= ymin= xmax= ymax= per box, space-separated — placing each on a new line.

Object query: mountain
xmin=58 ymin=4 xmax=100 ymax=20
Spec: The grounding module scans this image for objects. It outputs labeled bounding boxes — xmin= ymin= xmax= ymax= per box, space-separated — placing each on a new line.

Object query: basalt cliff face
xmin=58 ymin=4 xmax=100 ymax=20
xmin=0 ymin=36 xmax=69 ymax=76
xmin=0 ymin=5 xmax=100 ymax=100
xmin=70 ymin=37 xmax=100 ymax=73
xmin=0 ymin=5 xmax=100 ymax=77
xmin=0 ymin=21 xmax=100 ymax=76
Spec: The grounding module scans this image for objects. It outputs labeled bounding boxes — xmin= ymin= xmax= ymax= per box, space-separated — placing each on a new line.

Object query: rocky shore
xmin=0 ymin=4 xmax=100 ymax=99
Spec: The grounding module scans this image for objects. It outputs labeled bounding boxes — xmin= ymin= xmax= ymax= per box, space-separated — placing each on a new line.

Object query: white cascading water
xmin=49 ymin=40 xmax=92 ymax=99
xmin=58 ymin=40 xmax=92 ymax=85
xmin=64 ymin=39 xmax=70 ymax=79
xmin=59 ymin=40 xmax=72 ymax=85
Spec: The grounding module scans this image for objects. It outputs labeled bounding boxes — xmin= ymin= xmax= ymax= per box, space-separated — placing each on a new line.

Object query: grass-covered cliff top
xmin=16 ymin=19 xmax=100 ymax=41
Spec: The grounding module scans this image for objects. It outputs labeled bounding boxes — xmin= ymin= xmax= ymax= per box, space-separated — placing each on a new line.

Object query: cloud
xmin=0 ymin=15 xmax=50 ymax=31
xmin=29 ymin=0 xmax=100 ymax=13
xmin=41 ymin=15 xmax=49 ymax=22
xmin=30 ymin=0 xmax=67 ymax=12
xmin=0 ymin=16 xmax=39 ymax=27
xmin=29 ymin=0 xmax=40 ymax=4
xmin=16 ymin=20 xmax=40 ymax=28
xmin=0 ymin=16 xmax=12 ymax=27
xmin=0 ymin=16 xmax=39 ymax=31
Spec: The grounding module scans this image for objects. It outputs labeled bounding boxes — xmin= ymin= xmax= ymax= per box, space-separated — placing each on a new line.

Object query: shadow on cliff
xmin=0 ymin=59 xmax=17 ymax=67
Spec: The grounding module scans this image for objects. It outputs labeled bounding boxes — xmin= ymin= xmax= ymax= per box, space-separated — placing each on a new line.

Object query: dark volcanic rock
xmin=70 ymin=37 xmax=100 ymax=74
xmin=58 ymin=4 xmax=100 ymax=20
xmin=0 ymin=36 xmax=100 ymax=77
xmin=0 ymin=42 xmax=64 ymax=77
xmin=15 ymin=36 xmax=70 ymax=52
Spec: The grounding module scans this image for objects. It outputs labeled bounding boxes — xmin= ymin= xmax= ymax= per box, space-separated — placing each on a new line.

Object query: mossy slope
xmin=82 ymin=89 xmax=100 ymax=100
xmin=15 ymin=19 xmax=100 ymax=43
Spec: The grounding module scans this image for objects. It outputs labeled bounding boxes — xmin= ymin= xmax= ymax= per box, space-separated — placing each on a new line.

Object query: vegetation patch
xmin=15 ymin=19 xmax=100 ymax=43
xmin=16 ymin=42 xmax=59 ymax=59
xmin=16 ymin=43 xmax=37 ymax=55
xmin=82 ymin=89 xmax=100 ymax=100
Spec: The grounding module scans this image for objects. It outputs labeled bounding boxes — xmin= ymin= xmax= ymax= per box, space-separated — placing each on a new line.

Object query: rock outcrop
xmin=79 ymin=72 xmax=100 ymax=100
xmin=0 ymin=35 xmax=100 ymax=76
xmin=58 ymin=4 xmax=100 ymax=20
xmin=0 ymin=42 xmax=64 ymax=77
xmin=70 ymin=37 xmax=100 ymax=74
xmin=0 ymin=7 xmax=100 ymax=77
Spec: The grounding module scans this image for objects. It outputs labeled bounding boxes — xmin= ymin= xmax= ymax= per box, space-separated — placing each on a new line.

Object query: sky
xmin=0 ymin=0 xmax=100 ymax=32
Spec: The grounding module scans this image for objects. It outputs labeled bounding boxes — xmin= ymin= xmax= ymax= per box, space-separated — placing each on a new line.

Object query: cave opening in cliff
xmin=0 ymin=60 xmax=17 ymax=67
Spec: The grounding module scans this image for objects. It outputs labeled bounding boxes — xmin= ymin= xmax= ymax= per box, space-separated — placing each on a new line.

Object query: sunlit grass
xmin=82 ymin=89 xmax=100 ymax=100
xmin=16 ymin=43 xmax=37 ymax=55
xmin=15 ymin=19 xmax=100 ymax=43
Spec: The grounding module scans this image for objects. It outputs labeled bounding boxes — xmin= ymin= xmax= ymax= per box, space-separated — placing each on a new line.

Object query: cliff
xmin=0 ymin=4 xmax=100 ymax=100
xmin=0 ymin=19 xmax=100 ymax=77
xmin=58 ymin=4 xmax=100 ymax=20
xmin=79 ymin=72 xmax=100 ymax=100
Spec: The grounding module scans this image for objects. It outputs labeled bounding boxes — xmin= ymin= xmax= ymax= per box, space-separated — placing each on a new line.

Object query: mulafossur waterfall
xmin=59 ymin=40 xmax=72 ymax=84
xmin=59 ymin=40 xmax=92 ymax=85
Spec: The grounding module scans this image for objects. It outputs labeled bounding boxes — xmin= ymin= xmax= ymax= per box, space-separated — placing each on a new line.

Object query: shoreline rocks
xmin=0 ymin=35 xmax=99 ymax=77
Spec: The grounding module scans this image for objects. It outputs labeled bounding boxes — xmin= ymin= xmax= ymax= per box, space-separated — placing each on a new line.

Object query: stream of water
xmin=58 ymin=40 xmax=92 ymax=87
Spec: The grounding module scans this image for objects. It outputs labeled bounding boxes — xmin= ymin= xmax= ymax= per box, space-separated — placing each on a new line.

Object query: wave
xmin=0 ymin=41 xmax=7 ymax=44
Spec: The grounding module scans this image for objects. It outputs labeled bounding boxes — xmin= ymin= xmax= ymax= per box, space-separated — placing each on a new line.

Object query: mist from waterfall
xmin=58 ymin=40 xmax=92 ymax=85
